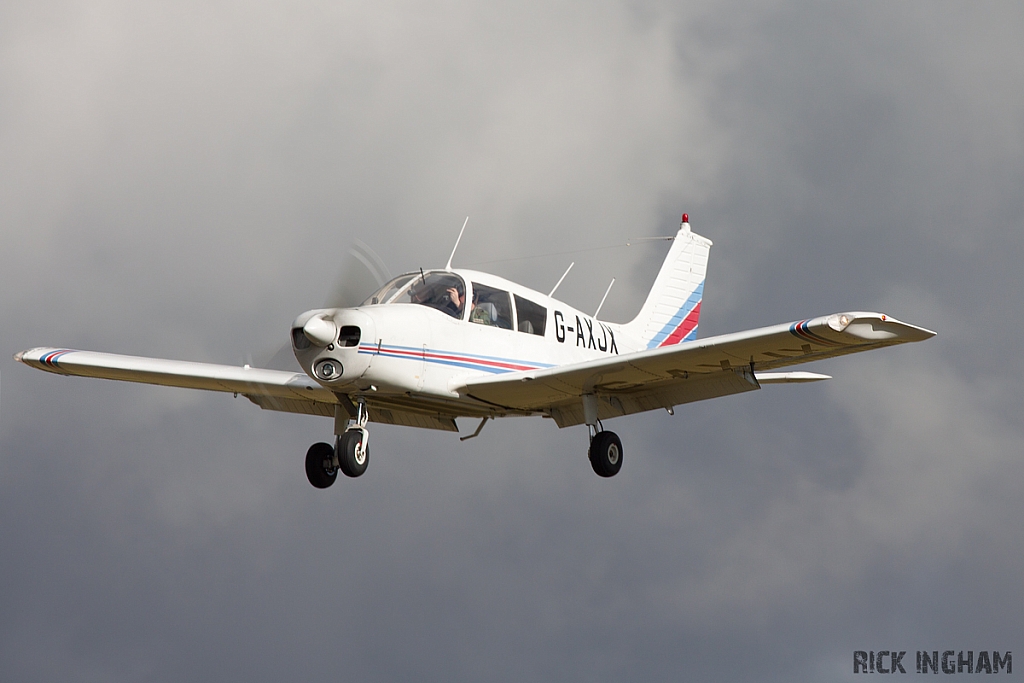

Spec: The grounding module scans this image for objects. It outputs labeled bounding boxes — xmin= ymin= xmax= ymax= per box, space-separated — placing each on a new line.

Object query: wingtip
xmin=830 ymin=312 xmax=936 ymax=343
xmin=13 ymin=350 xmax=26 ymax=363
xmin=897 ymin=320 xmax=937 ymax=342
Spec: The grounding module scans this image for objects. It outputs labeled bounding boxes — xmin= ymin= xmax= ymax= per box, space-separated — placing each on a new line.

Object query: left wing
xmin=457 ymin=311 xmax=934 ymax=427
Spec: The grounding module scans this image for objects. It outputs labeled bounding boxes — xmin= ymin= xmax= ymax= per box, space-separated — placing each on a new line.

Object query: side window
xmin=514 ymin=295 xmax=546 ymax=336
xmin=469 ymin=283 xmax=513 ymax=329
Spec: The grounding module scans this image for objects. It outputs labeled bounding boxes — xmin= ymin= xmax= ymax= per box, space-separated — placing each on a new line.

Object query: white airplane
xmin=16 ymin=215 xmax=934 ymax=485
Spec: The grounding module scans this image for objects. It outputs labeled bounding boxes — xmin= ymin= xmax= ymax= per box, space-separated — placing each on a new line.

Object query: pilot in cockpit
xmin=402 ymin=272 xmax=465 ymax=319
xmin=446 ymin=286 xmax=465 ymax=318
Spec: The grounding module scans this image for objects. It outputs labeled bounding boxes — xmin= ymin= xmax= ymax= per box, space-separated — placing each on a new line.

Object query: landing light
xmin=314 ymin=359 xmax=342 ymax=381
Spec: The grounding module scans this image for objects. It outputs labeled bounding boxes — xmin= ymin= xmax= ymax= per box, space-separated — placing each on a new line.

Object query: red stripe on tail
xmin=659 ymin=301 xmax=702 ymax=347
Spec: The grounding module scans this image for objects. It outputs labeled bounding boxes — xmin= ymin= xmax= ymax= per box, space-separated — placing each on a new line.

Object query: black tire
xmin=305 ymin=442 xmax=338 ymax=489
xmin=589 ymin=431 xmax=623 ymax=477
xmin=338 ymin=430 xmax=369 ymax=478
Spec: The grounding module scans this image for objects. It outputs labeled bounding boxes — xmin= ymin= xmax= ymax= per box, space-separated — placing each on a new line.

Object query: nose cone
xmin=303 ymin=314 xmax=337 ymax=347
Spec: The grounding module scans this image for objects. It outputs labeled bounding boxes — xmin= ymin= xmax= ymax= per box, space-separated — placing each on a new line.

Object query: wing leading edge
xmin=456 ymin=311 xmax=934 ymax=427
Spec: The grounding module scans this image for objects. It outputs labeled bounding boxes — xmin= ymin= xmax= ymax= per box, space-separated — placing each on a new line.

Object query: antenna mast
xmin=445 ymin=217 xmax=470 ymax=272
xmin=548 ymin=262 xmax=575 ymax=297
xmin=594 ymin=278 xmax=615 ymax=318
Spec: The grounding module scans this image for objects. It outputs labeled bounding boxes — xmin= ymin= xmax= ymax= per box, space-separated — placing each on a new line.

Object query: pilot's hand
xmin=446 ymin=287 xmax=461 ymax=306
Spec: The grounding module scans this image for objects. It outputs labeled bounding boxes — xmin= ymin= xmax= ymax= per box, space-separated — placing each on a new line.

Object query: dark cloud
xmin=3 ymin=1 xmax=1022 ymax=680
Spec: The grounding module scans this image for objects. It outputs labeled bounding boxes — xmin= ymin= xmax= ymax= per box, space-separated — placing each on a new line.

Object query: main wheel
xmin=305 ymin=442 xmax=338 ymax=489
xmin=338 ymin=430 xmax=369 ymax=478
xmin=589 ymin=431 xmax=623 ymax=477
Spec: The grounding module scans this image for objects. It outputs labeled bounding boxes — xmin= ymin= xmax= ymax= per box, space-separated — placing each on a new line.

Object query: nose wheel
xmin=336 ymin=429 xmax=369 ymax=478
xmin=589 ymin=430 xmax=623 ymax=477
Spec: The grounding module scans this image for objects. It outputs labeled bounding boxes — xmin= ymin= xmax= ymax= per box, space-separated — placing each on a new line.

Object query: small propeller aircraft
xmin=16 ymin=215 xmax=934 ymax=485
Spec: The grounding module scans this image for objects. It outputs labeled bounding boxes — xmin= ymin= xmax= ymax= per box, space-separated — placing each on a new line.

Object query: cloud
xmin=2 ymin=1 xmax=1022 ymax=681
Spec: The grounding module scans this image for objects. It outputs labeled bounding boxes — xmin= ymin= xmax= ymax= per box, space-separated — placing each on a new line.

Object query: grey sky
xmin=2 ymin=2 xmax=1022 ymax=681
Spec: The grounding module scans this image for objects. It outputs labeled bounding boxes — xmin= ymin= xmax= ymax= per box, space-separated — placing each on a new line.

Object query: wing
xmin=16 ymin=346 xmax=339 ymax=409
xmin=15 ymin=347 xmax=461 ymax=431
xmin=457 ymin=311 xmax=935 ymax=427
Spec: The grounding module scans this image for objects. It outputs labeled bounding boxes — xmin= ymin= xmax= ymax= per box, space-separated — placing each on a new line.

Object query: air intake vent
xmin=338 ymin=326 xmax=361 ymax=347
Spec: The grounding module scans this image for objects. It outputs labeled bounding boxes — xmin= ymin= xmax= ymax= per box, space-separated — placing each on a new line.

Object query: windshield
xmin=365 ymin=271 xmax=466 ymax=319
xmin=362 ymin=274 xmax=417 ymax=306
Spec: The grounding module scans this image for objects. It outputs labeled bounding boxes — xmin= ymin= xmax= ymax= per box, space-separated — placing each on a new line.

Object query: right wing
xmin=14 ymin=347 xmax=459 ymax=430
xmin=15 ymin=347 xmax=339 ymax=410
xmin=457 ymin=311 xmax=934 ymax=427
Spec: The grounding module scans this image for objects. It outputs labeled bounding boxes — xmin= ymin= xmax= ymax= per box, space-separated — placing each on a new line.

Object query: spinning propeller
xmin=257 ymin=240 xmax=391 ymax=371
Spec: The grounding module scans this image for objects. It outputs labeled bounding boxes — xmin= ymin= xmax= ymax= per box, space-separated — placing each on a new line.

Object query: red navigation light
xmin=682 ymin=213 xmax=689 ymax=224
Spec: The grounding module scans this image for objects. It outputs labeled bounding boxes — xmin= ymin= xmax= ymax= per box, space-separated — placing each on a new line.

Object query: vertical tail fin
xmin=624 ymin=215 xmax=712 ymax=349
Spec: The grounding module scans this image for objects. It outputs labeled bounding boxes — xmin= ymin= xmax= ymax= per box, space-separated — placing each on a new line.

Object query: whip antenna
xmin=445 ymin=217 xmax=470 ymax=272
xmin=594 ymin=278 xmax=615 ymax=319
xmin=548 ymin=262 xmax=574 ymax=297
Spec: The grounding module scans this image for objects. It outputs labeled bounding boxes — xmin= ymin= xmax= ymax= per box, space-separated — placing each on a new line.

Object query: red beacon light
xmin=681 ymin=213 xmax=689 ymax=224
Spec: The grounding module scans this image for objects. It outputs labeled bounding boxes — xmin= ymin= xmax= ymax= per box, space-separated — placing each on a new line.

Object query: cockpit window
xmin=362 ymin=274 xmax=417 ymax=306
xmin=390 ymin=272 xmax=466 ymax=319
xmin=469 ymin=283 xmax=513 ymax=329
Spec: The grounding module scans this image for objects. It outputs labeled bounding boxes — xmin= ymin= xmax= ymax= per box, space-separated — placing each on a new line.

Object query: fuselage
xmin=291 ymin=268 xmax=645 ymax=407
